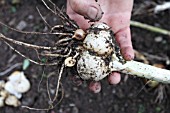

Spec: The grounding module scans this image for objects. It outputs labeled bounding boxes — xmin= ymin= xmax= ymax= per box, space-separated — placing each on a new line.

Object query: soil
xmin=0 ymin=0 xmax=170 ymax=113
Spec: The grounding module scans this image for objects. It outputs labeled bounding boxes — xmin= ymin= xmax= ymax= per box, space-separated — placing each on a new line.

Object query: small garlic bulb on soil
xmin=5 ymin=71 xmax=31 ymax=99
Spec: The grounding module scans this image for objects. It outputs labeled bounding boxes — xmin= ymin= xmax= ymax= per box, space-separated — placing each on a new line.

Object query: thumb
xmin=68 ymin=0 xmax=103 ymax=21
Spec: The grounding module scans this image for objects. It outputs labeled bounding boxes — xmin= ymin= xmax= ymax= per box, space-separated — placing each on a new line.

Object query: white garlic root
xmin=77 ymin=22 xmax=170 ymax=83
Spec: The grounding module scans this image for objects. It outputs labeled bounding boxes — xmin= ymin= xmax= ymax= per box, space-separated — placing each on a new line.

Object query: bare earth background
xmin=0 ymin=0 xmax=170 ymax=113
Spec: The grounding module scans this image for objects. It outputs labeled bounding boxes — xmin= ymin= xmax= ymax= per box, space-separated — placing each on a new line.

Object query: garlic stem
xmin=109 ymin=55 xmax=170 ymax=83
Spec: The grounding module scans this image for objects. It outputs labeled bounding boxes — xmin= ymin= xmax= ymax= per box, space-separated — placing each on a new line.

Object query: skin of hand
xmin=67 ymin=0 xmax=134 ymax=92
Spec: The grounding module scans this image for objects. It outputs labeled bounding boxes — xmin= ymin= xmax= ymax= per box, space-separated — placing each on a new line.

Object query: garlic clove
xmin=9 ymin=71 xmax=30 ymax=93
xmin=0 ymin=90 xmax=8 ymax=98
xmin=5 ymin=81 xmax=22 ymax=99
xmin=8 ymin=71 xmax=23 ymax=81
xmin=0 ymin=97 xmax=5 ymax=107
xmin=64 ymin=57 xmax=76 ymax=67
xmin=0 ymin=80 xmax=5 ymax=89
xmin=0 ymin=90 xmax=8 ymax=107
xmin=14 ymin=78 xmax=30 ymax=94
xmin=5 ymin=95 xmax=21 ymax=107
xmin=14 ymin=80 xmax=30 ymax=93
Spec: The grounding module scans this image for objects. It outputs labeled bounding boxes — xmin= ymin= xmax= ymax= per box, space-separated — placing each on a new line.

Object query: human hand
xmin=67 ymin=0 xmax=134 ymax=93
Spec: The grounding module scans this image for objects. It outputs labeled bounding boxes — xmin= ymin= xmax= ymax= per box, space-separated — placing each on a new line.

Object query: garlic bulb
xmin=77 ymin=23 xmax=170 ymax=83
xmin=77 ymin=23 xmax=113 ymax=81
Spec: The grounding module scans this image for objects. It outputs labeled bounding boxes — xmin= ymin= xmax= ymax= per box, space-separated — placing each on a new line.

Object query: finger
xmin=115 ymin=27 xmax=134 ymax=60
xmin=66 ymin=1 xmax=92 ymax=29
xmin=108 ymin=72 xmax=121 ymax=84
xmin=89 ymin=81 xmax=101 ymax=93
xmin=66 ymin=13 xmax=90 ymax=30
xmin=67 ymin=0 xmax=103 ymax=21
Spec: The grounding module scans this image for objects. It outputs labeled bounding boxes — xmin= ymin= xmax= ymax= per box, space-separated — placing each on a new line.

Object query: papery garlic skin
xmin=0 ymin=90 xmax=8 ymax=98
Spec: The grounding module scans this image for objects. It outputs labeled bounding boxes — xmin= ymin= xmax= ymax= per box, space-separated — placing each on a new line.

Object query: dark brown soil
xmin=0 ymin=0 xmax=170 ymax=113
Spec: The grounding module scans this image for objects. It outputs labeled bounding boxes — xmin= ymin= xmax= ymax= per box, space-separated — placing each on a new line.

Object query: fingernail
xmin=87 ymin=7 xmax=98 ymax=20
xmin=123 ymin=53 xmax=133 ymax=61
xmin=126 ymin=54 xmax=134 ymax=60
xmin=108 ymin=72 xmax=121 ymax=85
xmin=125 ymin=52 xmax=134 ymax=61
xmin=121 ymin=47 xmax=134 ymax=61
xmin=89 ymin=81 xmax=101 ymax=93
